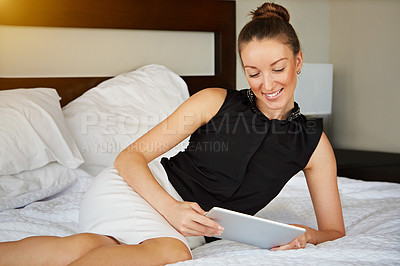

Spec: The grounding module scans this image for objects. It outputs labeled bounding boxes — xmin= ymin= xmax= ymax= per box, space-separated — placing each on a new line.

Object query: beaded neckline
xmin=246 ymin=89 xmax=301 ymax=121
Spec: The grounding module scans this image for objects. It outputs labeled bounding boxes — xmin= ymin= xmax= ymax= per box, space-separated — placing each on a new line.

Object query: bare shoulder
xmin=184 ymin=88 xmax=228 ymax=124
xmin=304 ymin=132 xmax=336 ymax=172
xmin=191 ymin=88 xmax=227 ymax=105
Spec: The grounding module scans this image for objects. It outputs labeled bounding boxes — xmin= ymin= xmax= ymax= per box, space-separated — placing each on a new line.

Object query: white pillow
xmin=0 ymin=162 xmax=78 ymax=211
xmin=0 ymin=88 xmax=84 ymax=175
xmin=62 ymin=64 xmax=190 ymax=176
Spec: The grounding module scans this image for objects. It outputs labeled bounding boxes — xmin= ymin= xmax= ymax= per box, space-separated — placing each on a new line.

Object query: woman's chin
xmin=257 ymin=95 xmax=294 ymax=119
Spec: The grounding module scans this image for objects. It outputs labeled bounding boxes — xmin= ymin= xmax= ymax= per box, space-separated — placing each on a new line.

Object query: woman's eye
xmin=248 ymin=73 xmax=259 ymax=78
xmin=273 ymin=68 xmax=285 ymax=73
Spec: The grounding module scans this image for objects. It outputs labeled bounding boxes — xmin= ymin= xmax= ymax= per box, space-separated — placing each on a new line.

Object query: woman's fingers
xmin=270 ymin=238 xmax=303 ymax=251
xmin=179 ymin=225 xmax=207 ymax=237
xmin=180 ymin=220 xmax=220 ymax=237
xmin=189 ymin=202 xmax=207 ymax=215
xmin=188 ymin=203 xmax=224 ymax=235
xmin=270 ymin=224 xmax=311 ymax=251
xmin=194 ymin=214 xmax=223 ymax=232
xmin=188 ymin=211 xmax=224 ymax=236
xmin=168 ymin=201 xmax=224 ymax=237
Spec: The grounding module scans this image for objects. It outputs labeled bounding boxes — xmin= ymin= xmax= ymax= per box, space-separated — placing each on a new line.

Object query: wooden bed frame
xmin=0 ymin=0 xmax=236 ymax=106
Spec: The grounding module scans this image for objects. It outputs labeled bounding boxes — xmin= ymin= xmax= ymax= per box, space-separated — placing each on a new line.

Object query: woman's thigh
xmin=0 ymin=233 xmax=118 ymax=266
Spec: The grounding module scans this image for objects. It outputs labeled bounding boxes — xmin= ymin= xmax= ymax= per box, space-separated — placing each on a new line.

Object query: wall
xmin=329 ymin=0 xmax=400 ymax=153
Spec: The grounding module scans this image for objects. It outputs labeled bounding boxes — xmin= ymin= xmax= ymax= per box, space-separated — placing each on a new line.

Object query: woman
xmin=0 ymin=2 xmax=345 ymax=265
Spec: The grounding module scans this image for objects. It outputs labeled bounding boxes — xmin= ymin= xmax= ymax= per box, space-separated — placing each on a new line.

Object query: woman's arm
xmin=114 ymin=88 xmax=226 ymax=237
xmin=271 ymin=132 xmax=345 ymax=251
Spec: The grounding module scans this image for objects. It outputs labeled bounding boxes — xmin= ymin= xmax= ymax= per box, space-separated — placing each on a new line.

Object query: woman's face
xmin=240 ymin=38 xmax=303 ymax=120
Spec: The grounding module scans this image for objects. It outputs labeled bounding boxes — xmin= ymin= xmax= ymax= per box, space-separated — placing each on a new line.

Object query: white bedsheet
xmin=0 ymin=169 xmax=399 ymax=265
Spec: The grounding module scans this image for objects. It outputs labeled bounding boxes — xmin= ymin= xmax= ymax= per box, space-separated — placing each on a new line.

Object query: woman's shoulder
xmin=190 ymin=88 xmax=228 ymax=109
xmin=182 ymin=88 xmax=228 ymax=125
xmin=194 ymin=87 xmax=245 ymax=105
xmin=193 ymin=87 xmax=228 ymax=100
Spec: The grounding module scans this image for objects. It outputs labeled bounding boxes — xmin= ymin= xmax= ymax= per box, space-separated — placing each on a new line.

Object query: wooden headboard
xmin=0 ymin=0 xmax=236 ymax=106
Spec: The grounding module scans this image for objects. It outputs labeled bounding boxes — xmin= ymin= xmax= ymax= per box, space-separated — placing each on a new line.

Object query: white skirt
xmin=79 ymin=159 xmax=205 ymax=253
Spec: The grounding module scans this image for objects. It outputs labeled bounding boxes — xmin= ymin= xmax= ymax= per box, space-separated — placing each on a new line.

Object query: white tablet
xmin=206 ymin=207 xmax=306 ymax=249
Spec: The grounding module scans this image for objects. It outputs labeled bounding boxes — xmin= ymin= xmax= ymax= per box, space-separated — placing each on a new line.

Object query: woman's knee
xmin=66 ymin=233 xmax=118 ymax=254
xmin=58 ymin=233 xmax=118 ymax=264
xmin=141 ymin=237 xmax=192 ymax=264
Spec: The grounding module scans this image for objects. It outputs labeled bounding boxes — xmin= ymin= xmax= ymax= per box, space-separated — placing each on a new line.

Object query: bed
xmin=0 ymin=0 xmax=399 ymax=265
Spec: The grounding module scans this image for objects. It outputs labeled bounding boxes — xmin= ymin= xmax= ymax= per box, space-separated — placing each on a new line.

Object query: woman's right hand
xmin=164 ymin=201 xmax=224 ymax=237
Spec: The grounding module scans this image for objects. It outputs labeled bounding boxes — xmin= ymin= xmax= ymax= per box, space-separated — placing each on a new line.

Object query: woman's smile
xmin=263 ymin=87 xmax=284 ymax=100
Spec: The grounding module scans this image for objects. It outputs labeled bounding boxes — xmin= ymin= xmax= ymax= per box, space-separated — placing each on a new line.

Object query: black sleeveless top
xmin=161 ymin=88 xmax=322 ymax=215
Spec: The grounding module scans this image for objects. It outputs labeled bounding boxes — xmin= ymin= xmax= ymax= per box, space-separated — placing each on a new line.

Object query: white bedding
xmin=0 ymin=169 xmax=399 ymax=265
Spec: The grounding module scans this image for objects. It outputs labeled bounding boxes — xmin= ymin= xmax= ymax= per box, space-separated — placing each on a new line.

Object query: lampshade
xmin=294 ymin=63 xmax=333 ymax=115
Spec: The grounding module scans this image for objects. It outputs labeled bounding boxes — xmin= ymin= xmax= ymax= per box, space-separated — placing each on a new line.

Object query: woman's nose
xmin=263 ymin=73 xmax=275 ymax=91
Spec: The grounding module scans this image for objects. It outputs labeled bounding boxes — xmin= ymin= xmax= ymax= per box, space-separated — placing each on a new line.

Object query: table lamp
xmin=294 ymin=63 xmax=333 ymax=133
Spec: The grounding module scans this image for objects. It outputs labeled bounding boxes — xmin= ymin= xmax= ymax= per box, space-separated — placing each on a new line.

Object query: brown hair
xmin=238 ymin=2 xmax=300 ymax=56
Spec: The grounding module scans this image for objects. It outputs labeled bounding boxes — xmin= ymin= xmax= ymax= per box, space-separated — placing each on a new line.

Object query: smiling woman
xmin=238 ymin=2 xmax=303 ymax=120
xmin=0 ymin=0 xmax=399 ymax=265
xmin=233 ymin=2 xmax=344 ymax=251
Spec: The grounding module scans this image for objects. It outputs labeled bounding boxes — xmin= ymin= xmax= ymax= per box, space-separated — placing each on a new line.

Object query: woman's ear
xmin=296 ymin=51 xmax=303 ymax=71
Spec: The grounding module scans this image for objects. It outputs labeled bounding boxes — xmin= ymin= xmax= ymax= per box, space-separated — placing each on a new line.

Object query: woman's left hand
xmin=270 ymin=224 xmax=316 ymax=251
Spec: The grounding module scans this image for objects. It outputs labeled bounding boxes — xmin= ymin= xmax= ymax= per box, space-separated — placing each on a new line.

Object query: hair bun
xmin=251 ymin=2 xmax=290 ymax=23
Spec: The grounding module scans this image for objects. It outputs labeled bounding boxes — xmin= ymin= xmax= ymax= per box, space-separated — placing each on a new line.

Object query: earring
xmin=297 ymin=69 xmax=301 ymax=75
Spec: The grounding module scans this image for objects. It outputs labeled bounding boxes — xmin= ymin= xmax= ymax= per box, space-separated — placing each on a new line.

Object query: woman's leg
xmin=0 ymin=235 xmax=191 ymax=266
xmin=70 ymin=237 xmax=192 ymax=265
xmin=0 ymin=233 xmax=118 ymax=266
